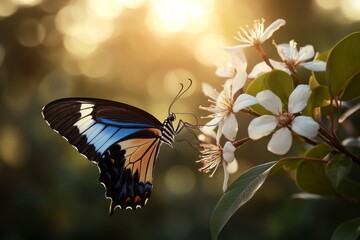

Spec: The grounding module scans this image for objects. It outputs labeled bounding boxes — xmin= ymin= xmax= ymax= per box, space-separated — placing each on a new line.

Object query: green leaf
xmin=342 ymin=71 xmax=360 ymax=101
xmin=302 ymin=77 xmax=330 ymax=116
xmin=326 ymin=154 xmax=352 ymax=188
xmin=336 ymin=178 xmax=360 ymax=200
xmin=210 ymin=158 xmax=304 ymax=239
xmin=210 ymin=161 xmax=276 ymax=240
xmin=331 ymin=217 xmax=360 ymax=240
xmin=311 ymin=85 xmax=331 ymax=107
xmin=327 ymin=32 xmax=360 ymax=98
xmin=246 ymin=70 xmax=294 ymax=115
xmin=270 ymin=157 xmax=305 ymax=173
xmin=304 ymin=144 xmax=331 ymax=159
xmin=296 ymin=160 xmax=336 ymax=195
xmin=313 ymin=50 xmax=330 ymax=86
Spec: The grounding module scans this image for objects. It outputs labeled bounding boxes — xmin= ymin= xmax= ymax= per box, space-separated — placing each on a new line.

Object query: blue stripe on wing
xmin=97 ymin=117 xmax=156 ymax=128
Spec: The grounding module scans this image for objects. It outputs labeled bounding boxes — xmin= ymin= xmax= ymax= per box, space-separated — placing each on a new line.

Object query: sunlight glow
xmin=193 ymin=33 xmax=227 ymax=67
xmin=314 ymin=0 xmax=339 ymax=10
xmin=56 ymin=3 xmax=116 ymax=58
xmin=117 ymin=0 xmax=145 ymax=9
xmin=87 ymin=0 xmax=124 ymax=20
xmin=339 ymin=0 xmax=360 ymax=21
xmin=146 ymin=0 xmax=214 ymax=35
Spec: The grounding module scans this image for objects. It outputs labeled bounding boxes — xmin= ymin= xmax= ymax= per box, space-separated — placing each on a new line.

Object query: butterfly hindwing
xmin=99 ymin=137 xmax=161 ymax=213
xmin=42 ymin=98 xmax=166 ymax=211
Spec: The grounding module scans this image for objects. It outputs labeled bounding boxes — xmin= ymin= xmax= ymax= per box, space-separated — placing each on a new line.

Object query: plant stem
xmin=318 ymin=127 xmax=360 ymax=165
xmin=255 ymin=44 xmax=274 ymax=69
xmin=232 ymin=137 xmax=250 ymax=148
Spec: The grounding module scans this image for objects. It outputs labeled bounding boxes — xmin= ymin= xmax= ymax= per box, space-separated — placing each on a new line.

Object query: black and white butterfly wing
xmin=42 ymin=98 xmax=164 ymax=213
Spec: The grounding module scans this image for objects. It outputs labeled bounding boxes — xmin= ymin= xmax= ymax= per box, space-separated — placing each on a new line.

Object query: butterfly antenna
xmin=168 ymin=79 xmax=193 ymax=115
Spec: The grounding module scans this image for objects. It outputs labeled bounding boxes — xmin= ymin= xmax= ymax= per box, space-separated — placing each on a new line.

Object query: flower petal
xmin=223 ymin=46 xmax=247 ymax=70
xmin=271 ymin=59 xmax=291 ymax=74
xmin=288 ymin=84 xmax=311 ymax=113
xmin=256 ymin=90 xmax=282 ymax=115
xmin=267 ymin=127 xmax=292 ymax=155
xmin=232 ymin=68 xmax=247 ymax=95
xmin=222 ymin=163 xmax=230 ymax=192
xmin=216 ymin=121 xmax=224 ymax=144
xmin=204 ymin=117 xmax=222 ymax=129
xmin=248 ymin=115 xmax=277 ymax=140
xmin=226 ymin=158 xmax=238 ymax=174
xmin=202 ymin=83 xmax=218 ymax=100
xmin=298 ymin=45 xmax=315 ymax=62
xmin=301 ymin=60 xmax=326 ymax=71
xmin=233 ymin=93 xmax=257 ymax=113
xmin=260 ymin=19 xmax=286 ymax=43
xmin=223 ymin=79 xmax=232 ymax=100
xmin=291 ymin=116 xmax=319 ymax=138
xmin=215 ymin=65 xmax=235 ymax=78
xmin=248 ymin=61 xmax=272 ymax=78
xmin=222 ymin=141 xmax=236 ymax=162
xmin=199 ymin=126 xmax=217 ymax=139
xmin=275 ymin=42 xmax=292 ymax=61
xmin=248 ymin=60 xmax=288 ymax=78
xmin=222 ymin=113 xmax=238 ymax=141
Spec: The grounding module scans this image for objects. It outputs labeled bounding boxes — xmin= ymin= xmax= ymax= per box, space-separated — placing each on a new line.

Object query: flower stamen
xmin=276 ymin=112 xmax=294 ymax=127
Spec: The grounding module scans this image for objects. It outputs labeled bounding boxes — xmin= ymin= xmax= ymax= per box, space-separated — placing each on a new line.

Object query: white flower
xmin=197 ymin=141 xmax=238 ymax=192
xmin=248 ymin=85 xmax=319 ymax=155
xmin=216 ymin=47 xmax=247 ymax=82
xmin=249 ymin=40 xmax=326 ymax=78
xmin=200 ymin=73 xmax=257 ymax=142
xmin=233 ymin=18 xmax=286 ymax=48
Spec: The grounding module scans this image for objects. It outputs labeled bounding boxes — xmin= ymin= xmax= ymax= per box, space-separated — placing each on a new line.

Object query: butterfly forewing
xmin=42 ymin=98 xmax=168 ymax=212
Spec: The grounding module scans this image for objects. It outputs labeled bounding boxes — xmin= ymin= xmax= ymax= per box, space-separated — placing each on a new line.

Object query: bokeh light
xmin=0 ymin=125 xmax=30 ymax=168
xmin=17 ymin=18 xmax=45 ymax=47
xmin=164 ymin=165 xmax=196 ymax=195
xmin=0 ymin=0 xmax=18 ymax=17
xmin=146 ymin=0 xmax=214 ymax=35
xmin=314 ymin=0 xmax=339 ymax=10
xmin=314 ymin=0 xmax=360 ymax=21
xmin=339 ymin=0 xmax=360 ymax=21
xmin=86 ymin=0 xmax=124 ymax=20
xmin=12 ymin=0 xmax=42 ymax=6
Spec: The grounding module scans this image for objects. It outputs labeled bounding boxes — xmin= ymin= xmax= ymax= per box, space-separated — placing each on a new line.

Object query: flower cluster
xmin=197 ymin=18 xmax=325 ymax=191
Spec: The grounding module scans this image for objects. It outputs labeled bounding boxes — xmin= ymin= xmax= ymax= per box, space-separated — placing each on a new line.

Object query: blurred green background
xmin=1 ymin=0 xmax=360 ymax=239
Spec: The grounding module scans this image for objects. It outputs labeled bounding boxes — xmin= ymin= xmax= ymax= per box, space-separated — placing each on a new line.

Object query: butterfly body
xmin=42 ymin=98 xmax=180 ymax=213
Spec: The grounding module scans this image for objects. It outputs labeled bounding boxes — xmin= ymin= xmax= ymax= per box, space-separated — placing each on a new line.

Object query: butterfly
xmin=42 ymin=82 xmax=191 ymax=214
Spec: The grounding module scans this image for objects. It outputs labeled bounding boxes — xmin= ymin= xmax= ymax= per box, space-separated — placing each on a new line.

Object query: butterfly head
xmin=168 ymin=112 xmax=176 ymax=122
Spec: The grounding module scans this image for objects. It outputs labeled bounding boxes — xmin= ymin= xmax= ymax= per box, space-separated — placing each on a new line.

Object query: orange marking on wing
xmin=134 ymin=196 xmax=142 ymax=204
xmin=118 ymin=135 xmax=161 ymax=183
